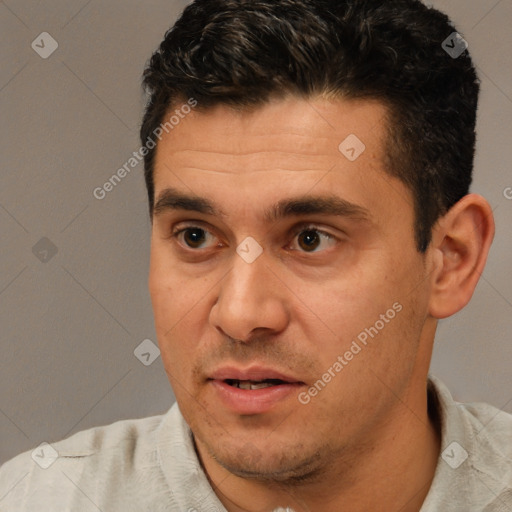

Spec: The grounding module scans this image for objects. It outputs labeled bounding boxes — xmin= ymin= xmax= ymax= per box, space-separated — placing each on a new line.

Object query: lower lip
xmin=209 ymin=380 xmax=303 ymax=415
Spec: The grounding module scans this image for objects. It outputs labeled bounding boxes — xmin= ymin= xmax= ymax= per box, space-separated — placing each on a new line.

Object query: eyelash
xmin=169 ymin=223 xmax=337 ymax=254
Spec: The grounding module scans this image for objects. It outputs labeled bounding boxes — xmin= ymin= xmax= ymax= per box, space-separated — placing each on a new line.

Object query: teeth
xmin=249 ymin=381 xmax=274 ymax=390
xmin=230 ymin=380 xmax=277 ymax=390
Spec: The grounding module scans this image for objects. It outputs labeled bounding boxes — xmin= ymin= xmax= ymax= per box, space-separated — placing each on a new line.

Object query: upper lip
xmin=209 ymin=365 xmax=302 ymax=383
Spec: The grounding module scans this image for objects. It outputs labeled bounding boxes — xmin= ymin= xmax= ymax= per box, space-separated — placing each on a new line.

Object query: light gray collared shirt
xmin=1 ymin=375 xmax=511 ymax=511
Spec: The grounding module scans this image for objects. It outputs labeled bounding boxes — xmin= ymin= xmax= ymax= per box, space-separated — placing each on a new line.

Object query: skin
xmin=148 ymin=95 xmax=494 ymax=512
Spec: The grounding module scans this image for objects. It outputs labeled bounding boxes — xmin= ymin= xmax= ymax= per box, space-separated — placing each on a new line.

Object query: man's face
xmin=149 ymin=96 xmax=436 ymax=480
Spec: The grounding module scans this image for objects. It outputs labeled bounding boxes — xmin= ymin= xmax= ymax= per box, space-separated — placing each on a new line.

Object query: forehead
xmin=154 ymin=95 xmax=388 ymax=171
xmin=151 ymin=96 xmax=409 ymax=223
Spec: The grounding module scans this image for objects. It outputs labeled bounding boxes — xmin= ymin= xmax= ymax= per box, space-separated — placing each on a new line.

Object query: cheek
xmin=149 ymin=245 xmax=194 ymax=324
xmin=149 ymin=252 xmax=190 ymax=371
xmin=149 ymin=248 xmax=216 ymax=378
xmin=290 ymin=270 xmax=390 ymax=343
xmin=293 ymin=258 xmax=422 ymax=371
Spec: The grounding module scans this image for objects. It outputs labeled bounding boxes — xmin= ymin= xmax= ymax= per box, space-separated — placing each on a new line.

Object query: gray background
xmin=0 ymin=0 xmax=511 ymax=466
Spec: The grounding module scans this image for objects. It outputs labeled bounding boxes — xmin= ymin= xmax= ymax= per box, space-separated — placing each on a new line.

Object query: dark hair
xmin=140 ymin=0 xmax=479 ymax=252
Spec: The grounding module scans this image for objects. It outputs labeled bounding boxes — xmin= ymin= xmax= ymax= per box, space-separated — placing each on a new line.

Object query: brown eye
xmin=182 ymin=228 xmax=208 ymax=248
xmin=297 ymin=230 xmax=321 ymax=251
xmin=289 ymin=226 xmax=337 ymax=253
xmin=170 ymin=224 xmax=223 ymax=252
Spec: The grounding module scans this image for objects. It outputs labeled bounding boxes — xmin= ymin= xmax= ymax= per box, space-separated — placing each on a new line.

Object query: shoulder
xmin=0 ymin=406 xmax=177 ymax=511
xmin=458 ymin=399 xmax=512 ymax=510
xmin=460 ymin=399 xmax=512 ymax=457
xmin=429 ymin=375 xmax=512 ymax=462
xmin=459 ymin=396 xmax=512 ymax=476
xmin=1 ymin=410 xmax=166 ymax=469
xmin=423 ymin=376 xmax=512 ymax=511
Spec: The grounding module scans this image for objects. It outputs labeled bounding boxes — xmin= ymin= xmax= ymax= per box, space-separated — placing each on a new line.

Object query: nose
xmin=209 ymin=250 xmax=289 ymax=342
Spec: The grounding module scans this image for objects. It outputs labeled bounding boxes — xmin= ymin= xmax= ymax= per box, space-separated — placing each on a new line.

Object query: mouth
xmin=223 ymin=378 xmax=289 ymax=390
xmin=208 ymin=365 xmax=303 ymax=387
xmin=207 ymin=366 xmax=305 ymax=414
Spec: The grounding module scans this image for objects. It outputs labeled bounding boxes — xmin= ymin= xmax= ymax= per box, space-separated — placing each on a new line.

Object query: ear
xmin=427 ymin=194 xmax=495 ymax=319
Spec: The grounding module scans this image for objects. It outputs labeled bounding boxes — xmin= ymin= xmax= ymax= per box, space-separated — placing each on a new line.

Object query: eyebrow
xmin=153 ymin=187 xmax=370 ymax=222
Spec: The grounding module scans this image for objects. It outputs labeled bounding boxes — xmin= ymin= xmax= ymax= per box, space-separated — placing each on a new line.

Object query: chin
xmin=212 ymin=441 xmax=327 ymax=485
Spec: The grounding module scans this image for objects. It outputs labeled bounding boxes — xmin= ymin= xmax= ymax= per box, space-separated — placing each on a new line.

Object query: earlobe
xmin=428 ymin=194 xmax=495 ymax=319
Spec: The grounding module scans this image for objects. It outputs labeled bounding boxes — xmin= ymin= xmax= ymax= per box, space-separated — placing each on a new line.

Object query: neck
xmin=196 ymin=382 xmax=441 ymax=512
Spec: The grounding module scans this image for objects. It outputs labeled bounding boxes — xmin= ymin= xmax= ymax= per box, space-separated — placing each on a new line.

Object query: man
xmin=1 ymin=0 xmax=510 ymax=511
